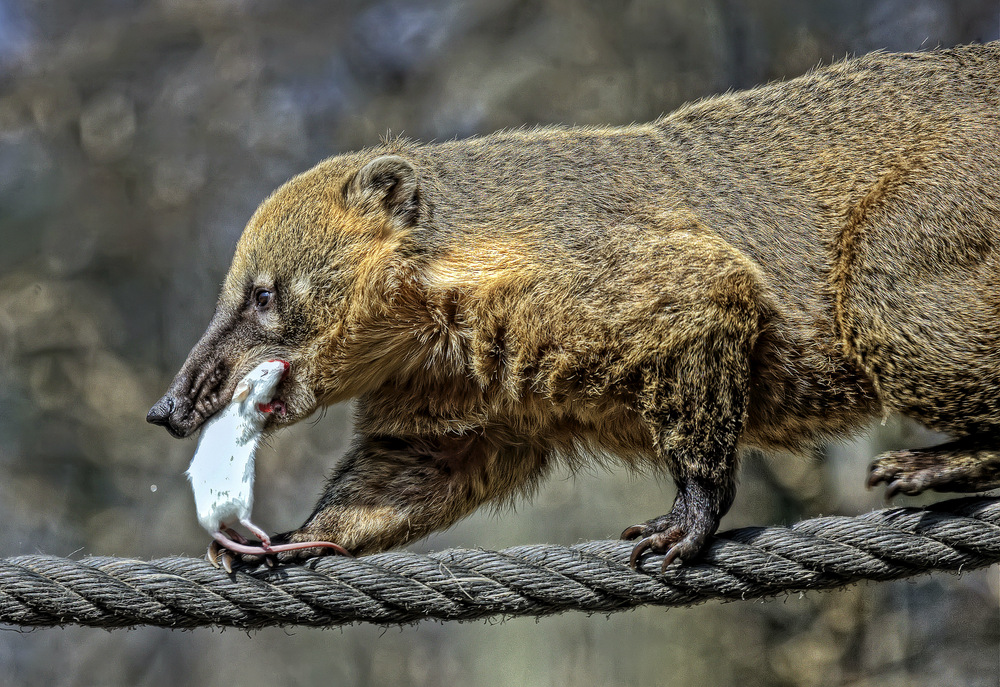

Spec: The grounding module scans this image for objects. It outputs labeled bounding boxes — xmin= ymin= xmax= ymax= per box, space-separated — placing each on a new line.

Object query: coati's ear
xmin=346 ymin=155 xmax=420 ymax=228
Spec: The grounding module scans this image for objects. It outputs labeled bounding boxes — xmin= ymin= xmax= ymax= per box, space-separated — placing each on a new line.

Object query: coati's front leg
xmin=230 ymin=431 xmax=550 ymax=565
xmin=868 ymin=438 xmax=1000 ymax=498
xmin=623 ymin=326 xmax=753 ymax=570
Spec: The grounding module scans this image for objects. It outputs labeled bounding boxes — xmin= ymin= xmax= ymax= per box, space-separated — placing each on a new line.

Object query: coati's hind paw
xmin=621 ymin=480 xmax=723 ymax=572
xmin=868 ymin=441 xmax=1000 ymax=499
xmin=867 ymin=452 xmax=946 ymax=499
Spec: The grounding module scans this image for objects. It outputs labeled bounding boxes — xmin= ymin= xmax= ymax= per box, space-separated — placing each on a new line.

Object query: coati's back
xmin=653 ymin=42 xmax=1000 ymax=297
xmin=407 ymin=41 xmax=999 ymax=284
xmin=367 ymin=43 xmax=989 ymax=433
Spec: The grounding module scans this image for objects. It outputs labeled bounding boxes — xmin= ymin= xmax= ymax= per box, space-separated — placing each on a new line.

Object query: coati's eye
xmin=253 ymin=288 xmax=273 ymax=310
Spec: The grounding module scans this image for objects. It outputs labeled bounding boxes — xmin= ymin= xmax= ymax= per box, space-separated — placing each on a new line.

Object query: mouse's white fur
xmin=185 ymin=360 xmax=286 ymax=541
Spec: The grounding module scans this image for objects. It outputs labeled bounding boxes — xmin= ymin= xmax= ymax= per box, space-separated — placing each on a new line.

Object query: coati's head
xmin=148 ymin=151 xmax=427 ymax=438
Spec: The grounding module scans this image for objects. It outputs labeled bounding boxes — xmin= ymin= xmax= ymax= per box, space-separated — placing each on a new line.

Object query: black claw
xmin=866 ymin=469 xmax=881 ymax=490
xmin=621 ymin=525 xmax=644 ymax=541
xmin=660 ymin=545 xmax=682 ymax=572
xmin=629 ymin=536 xmax=655 ymax=568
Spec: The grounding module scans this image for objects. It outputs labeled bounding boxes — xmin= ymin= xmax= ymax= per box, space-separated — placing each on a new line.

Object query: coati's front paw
xmin=206 ymin=531 xmax=352 ymax=572
xmin=621 ymin=480 xmax=722 ymax=571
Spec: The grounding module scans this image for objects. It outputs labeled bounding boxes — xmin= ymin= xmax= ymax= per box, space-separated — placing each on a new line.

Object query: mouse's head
xmin=231 ymin=359 xmax=290 ymax=417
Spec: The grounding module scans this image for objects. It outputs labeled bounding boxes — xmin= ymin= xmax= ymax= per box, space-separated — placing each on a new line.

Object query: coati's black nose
xmin=146 ymin=395 xmax=175 ymax=426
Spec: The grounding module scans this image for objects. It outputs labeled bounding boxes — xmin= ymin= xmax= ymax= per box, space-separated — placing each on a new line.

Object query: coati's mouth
xmin=256 ymin=359 xmax=291 ymax=418
xmin=147 ymin=356 xmax=296 ymax=437
xmin=259 ymin=399 xmax=288 ymax=416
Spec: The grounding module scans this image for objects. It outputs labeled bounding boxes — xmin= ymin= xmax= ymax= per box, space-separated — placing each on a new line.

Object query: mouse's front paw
xmin=206 ymin=531 xmax=351 ymax=572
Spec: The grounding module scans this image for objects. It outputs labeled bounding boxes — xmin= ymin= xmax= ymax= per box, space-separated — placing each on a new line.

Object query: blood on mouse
xmin=266 ymin=359 xmax=291 ymax=376
xmin=256 ymin=400 xmax=287 ymax=415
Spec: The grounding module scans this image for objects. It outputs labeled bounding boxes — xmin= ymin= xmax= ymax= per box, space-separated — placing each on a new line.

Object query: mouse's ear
xmin=233 ymin=379 xmax=251 ymax=402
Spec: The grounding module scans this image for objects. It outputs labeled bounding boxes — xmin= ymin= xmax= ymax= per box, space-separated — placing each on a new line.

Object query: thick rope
xmin=1 ymin=496 xmax=998 ymax=630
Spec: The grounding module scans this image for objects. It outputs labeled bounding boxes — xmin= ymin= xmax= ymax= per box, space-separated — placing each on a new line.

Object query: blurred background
xmin=1 ymin=1 xmax=998 ymax=685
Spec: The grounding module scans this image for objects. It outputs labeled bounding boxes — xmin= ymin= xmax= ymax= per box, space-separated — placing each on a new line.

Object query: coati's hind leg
xmin=829 ymin=156 xmax=1000 ymax=499
xmin=868 ymin=437 xmax=1000 ymax=498
xmin=623 ymin=328 xmax=752 ymax=570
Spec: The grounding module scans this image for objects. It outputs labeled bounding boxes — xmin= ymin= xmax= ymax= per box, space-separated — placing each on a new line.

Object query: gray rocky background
xmin=0 ymin=1 xmax=998 ymax=685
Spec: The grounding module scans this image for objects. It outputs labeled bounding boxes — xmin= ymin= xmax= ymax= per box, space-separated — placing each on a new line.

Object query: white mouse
xmin=185 ymin=359 xmax=348 ymax=569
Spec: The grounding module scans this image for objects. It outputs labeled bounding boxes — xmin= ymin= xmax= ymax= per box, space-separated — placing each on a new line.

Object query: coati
xmin=148 ymin=42 xmax=1000 ymax=569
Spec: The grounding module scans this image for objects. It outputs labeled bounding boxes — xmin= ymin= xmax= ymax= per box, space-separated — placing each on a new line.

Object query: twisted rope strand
xmin=1 ymin=496 xmax=997 ymax=630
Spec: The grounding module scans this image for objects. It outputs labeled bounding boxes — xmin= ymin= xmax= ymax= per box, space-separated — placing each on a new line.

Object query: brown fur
xmin=149 ymin=43 xmax=1000 ymax=564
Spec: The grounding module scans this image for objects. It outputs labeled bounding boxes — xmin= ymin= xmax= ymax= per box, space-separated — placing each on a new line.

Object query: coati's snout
xmin=147 ymin=310 xmax=243 ymax=438
xmin=147 ymin=288 xmax=305 ymax=437
xmin=146 ymin=362 xmax=231 ymax=438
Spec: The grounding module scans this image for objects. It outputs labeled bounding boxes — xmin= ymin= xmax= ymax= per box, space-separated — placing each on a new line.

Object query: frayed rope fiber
xmin=2 ymin=496 xmax=998 ymax=630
